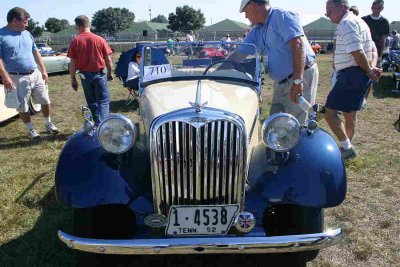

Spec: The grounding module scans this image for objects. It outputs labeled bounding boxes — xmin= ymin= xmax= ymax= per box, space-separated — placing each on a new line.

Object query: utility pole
xmin=149 ymin=6 xmax=152 ymax=21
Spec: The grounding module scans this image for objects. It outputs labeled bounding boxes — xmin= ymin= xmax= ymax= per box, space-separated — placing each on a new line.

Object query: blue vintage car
xmin=55 ymin=42 xmax=346 ymax=265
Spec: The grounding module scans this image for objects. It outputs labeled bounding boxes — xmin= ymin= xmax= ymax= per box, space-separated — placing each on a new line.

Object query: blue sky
xmin=0 ymin=0 xmax=398 ymax=27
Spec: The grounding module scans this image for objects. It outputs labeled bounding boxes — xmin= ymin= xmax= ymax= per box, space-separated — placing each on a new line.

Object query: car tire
xmin=28 ymin=97 xmax=41 ymax=115
xmin=73 ymin=206 xmax=136 ymax=267
xmin=262 ymin=204 xmax=324 ymax=265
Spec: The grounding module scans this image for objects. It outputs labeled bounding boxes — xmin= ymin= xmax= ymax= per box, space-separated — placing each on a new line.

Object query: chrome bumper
xmin=58 ymin=228 xmax=342 ymax=255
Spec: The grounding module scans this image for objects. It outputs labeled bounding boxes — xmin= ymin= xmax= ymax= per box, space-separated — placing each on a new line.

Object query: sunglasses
xmin=136 ymin=55 xmax=141 ymax=58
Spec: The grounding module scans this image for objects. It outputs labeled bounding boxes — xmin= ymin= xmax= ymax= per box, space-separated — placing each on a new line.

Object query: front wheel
xmin=263 ymin=204 xmax=324 ymax=265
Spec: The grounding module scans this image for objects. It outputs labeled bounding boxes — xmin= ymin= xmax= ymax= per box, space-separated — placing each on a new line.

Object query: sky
xmin=0 ymin=0 xmax=398 ymax=28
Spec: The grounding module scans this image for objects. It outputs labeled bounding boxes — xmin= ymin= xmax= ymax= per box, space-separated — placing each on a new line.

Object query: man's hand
xmin=290 ymin=83 xmax=303 ymax=104
xmin=42 ymin=71 xmax=48 ymax=84
xmin=107 ymin=73 xmax=113 ymax=81
xmin=367 ymin=67 xmax=382 ymax=81
xmin=1 ymin=75 xmax=15 ymax=91
xmin=71 ymin=77 xmax=79 ymax=91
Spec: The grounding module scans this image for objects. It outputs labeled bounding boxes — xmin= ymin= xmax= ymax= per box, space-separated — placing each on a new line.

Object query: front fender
xmin=246 ymin=128 xmax=346 ymax=212
xmin=55 ymin=131 xmax=153 ymax=212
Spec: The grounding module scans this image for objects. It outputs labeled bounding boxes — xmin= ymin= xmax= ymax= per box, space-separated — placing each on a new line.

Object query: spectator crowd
xmin=0 ymin=0 xmax=396 ymax=161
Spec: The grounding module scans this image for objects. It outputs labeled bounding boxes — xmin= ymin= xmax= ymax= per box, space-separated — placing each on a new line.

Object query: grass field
xmin=0 ymin=54 xmax=399 ymax=266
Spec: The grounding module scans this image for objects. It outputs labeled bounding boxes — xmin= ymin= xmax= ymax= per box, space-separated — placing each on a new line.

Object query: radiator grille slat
xmin=153 ymin=120 xmax=245 ymax=215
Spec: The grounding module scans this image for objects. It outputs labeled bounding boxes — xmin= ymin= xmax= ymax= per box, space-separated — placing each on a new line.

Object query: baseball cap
xmin=239 ymin=0 xmax=267 ymax=13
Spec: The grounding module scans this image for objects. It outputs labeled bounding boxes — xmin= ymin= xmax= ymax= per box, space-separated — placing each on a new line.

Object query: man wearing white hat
xmin=238 ymin=0 xmax=318 ymax=125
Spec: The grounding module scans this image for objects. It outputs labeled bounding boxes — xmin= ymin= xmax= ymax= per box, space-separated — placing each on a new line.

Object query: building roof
xmin=120 ymin=21 xmax=171 ymax=34
xmin=198 ymin=19 xmax=250 ymax=32
xmin=390 ymin=21 xmax=400 ymax=32
xmin=303 ymin=17 xmax=336 ymax=31
xmin=51 ymin=26 xmax=76 ymax=37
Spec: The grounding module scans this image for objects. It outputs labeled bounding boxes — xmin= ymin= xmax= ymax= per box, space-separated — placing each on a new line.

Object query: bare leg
xmin=324 ymin=108 xmax=348 ymax=142
xmin=19 ymin=112 xmax=31 ymax=124
xmin=41 ymin=104 xmax=51 ymax=118
xmin=343 ymin=111 xmax=357 ymax=141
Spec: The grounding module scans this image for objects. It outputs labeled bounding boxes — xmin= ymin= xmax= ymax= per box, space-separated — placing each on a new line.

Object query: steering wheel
xmin=203 ymin=59 xmax=247 ymax=75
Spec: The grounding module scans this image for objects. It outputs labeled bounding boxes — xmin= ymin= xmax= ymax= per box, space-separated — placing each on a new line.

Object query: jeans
xmin=80 ymin=71 xmax=110 ymax=124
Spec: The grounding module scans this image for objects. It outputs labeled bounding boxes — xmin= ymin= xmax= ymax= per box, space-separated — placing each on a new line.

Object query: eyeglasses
xmin=136 ymin=55 xmax=141 ymax=58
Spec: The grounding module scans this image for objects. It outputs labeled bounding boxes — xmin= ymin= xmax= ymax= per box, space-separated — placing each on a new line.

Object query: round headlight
xmin=97 ymin=114 xmax=136 ymax=154
xmin=262 ymin=113 xmax=301 ymax=152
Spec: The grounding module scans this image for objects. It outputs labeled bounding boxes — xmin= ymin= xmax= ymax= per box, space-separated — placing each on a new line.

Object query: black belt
xmin=278 ymin=61 xmax=316 ymax=84
xmin=9 ymin=69 xmax=35 ymax=75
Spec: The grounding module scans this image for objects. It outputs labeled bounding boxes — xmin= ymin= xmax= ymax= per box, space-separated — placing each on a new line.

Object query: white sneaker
xmin=28 ymin=129 xmax=41 ymax=140
xmin=45 ymin=122 xmax=60 ymax=134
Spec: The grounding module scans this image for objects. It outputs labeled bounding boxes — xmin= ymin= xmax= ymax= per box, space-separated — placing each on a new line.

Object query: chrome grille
xmin=151 ymin=119 xmax=246 ymax=215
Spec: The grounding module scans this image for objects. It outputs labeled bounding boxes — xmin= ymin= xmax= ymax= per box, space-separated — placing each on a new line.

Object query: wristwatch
xmin=293 ymin=78 xmax=304 ymax=85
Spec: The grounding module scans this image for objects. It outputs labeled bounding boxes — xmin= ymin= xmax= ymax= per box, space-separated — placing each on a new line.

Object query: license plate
xmin=166 ymin=205 xmax=239 ymax=236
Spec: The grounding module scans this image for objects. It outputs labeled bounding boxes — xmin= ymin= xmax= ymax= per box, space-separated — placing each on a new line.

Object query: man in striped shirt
xmin=325 ymin=0 xmax=381 ymax=160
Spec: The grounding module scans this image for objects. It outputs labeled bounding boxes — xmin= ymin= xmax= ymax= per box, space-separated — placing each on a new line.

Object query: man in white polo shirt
xmin=325 ymin=0 xmax=381 ymax=160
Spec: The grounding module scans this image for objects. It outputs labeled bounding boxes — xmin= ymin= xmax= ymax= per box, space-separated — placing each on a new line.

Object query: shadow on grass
xmin=0 ymin=187 xmax=76 ymax=266
xmin=372 ymin=75 xmax=400 ymax=99
xmin=0 ymin=115 xmax=19 ymax=128
xmin=110 ymin=98 xmax=139 ymax=113
xmin=0 ymin=133 xmax=70 ymax=150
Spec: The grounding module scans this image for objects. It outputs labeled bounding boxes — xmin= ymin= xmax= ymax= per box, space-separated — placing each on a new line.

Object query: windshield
xmin=141 ymin=42 xmax=260 ymax=86
xmin=37 ymin=43 xmax=46 ymax=48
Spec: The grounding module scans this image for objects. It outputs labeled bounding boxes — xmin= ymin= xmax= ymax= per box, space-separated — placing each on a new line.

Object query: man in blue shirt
xmin=0 ymin=7 xmax=59 ymax=140
xmin=239 ymin=0 xmax=318 ymax=124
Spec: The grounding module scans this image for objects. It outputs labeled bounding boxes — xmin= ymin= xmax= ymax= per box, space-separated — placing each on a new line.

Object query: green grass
xmin=0 ymin=54 xmax=399 ymax=266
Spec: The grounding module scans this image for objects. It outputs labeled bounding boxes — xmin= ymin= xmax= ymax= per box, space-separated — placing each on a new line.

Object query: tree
xmin=151 ymin=15 xmax=168 ymax=24
xmin=168 ymin=5 xmax=205 ymax=32
xmin=45 ymin=17 xmax=70 ymax=33
xmin=92 ymin=7 xmax=135 ymax=35
xmin=26 ymin=19 xmax=43 ymax=37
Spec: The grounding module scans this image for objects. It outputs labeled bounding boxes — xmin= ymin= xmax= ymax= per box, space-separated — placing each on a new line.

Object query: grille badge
xmin=235 ymin=211 xmax=256 ymax=233
xmin=144 ymin=214 xmax=167 ymax=228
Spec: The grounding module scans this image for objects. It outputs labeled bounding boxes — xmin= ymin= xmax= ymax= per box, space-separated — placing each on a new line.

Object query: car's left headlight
xmin=262 ymin=113 xmax=301 ymax=152
xmin=97 ymin=114 xmax=137 ymax=154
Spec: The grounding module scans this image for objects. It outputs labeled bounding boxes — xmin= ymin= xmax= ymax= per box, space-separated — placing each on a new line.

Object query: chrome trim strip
xmin=156 ymin=130 xmax=163 ymax=211
xmin=203 ymin=124 xmax=208 ymax=201
xmin=210 ymin=122 xmax=215 ymax=202
xmin=183 ymin=124 xmax=188 ymax=201
xmin=176 ymin=122 xmax=181 ymax=205
xmin=195 ymin=127 xmax=201 ymax=202
xmin=58 ymin=228 xmax=342 ymax=255
xmin=162 ymin=124 xmax=170 ymax=210
xmin=189 ymin=126 xmax=194 ymax=204
xmin=169 ymin=122 xmax=176 ymax=204
xmin=235 ymin=128 xmax=240 ymax=204
xmin=222 ymin=121 xmax=228 ymax=203
xmin=228 ymin=124 xmax=234 ymax=203
xmin=215 ymin=121 xmax=221 ymax=203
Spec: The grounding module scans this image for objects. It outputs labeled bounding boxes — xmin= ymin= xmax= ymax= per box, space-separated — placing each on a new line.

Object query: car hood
xmin=140 ymin=80 xmax=259 ymax=137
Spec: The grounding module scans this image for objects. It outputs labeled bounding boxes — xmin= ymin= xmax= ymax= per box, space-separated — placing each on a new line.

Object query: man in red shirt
xmin=67 ymin=15 xmax=113 ymax=124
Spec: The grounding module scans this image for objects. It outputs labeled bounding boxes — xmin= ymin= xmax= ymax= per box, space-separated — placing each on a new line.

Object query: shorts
xmin=325 ymin=66 xmax=369 ymax=113
xmin=9 ymin=68 xmax=51 ymax=113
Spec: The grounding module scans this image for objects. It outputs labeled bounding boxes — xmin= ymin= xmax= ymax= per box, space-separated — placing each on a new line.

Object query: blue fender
xmin=245 ymin=128 xmax=346 ymax=221
xmin=55 ymin=131 xmax=154 ymax=213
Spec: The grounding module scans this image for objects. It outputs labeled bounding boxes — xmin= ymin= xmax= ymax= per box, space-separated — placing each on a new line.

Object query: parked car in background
xmin=36 ymin=42 xmax=53 ymax=53
xmin=200 ymin=46 xmax=229 ymax=61
xmin=56 ymin=42 xmax=346 ymax=266
xmin=0 ymin=84 xmax=18 ymax=123
xmin=0 ymin=54 xmax=69 ymax=123
xmin=310 ymin=42 xmax=322 ymax=54
xmin=42 ymin=54 xmax=70 ymax=74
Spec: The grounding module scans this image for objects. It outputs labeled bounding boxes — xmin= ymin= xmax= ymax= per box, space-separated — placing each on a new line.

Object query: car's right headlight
xmin=262 ymin=113 xmax=301 ymax=152
xmin=97 ymin=114 xmax=137 ymax=154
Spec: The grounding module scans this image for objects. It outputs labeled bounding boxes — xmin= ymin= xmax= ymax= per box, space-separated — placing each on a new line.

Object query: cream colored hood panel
xmin=139 ymin=80 xmax=259 ymax=136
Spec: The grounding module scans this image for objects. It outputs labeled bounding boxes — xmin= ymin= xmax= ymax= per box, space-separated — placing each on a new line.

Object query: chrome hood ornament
xmin=189 ymin=80 xmax=208 ymax=113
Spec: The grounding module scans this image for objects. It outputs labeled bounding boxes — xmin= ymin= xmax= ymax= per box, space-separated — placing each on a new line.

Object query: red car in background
xmin=199 ymin=46 xmax=229 ymax=61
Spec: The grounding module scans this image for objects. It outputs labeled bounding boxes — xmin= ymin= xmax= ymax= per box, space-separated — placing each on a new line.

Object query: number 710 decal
xmin=144 ymin=64 xmax=172 ymax=81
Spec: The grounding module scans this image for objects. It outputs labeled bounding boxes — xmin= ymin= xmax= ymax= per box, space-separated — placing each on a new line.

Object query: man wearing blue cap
xmin=239 ymin=0 xmax=318 ymax=125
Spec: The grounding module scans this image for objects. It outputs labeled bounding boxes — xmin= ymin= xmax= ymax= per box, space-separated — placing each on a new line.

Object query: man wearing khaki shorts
xmin=0 ymin=7 xmax=59 ymax=140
